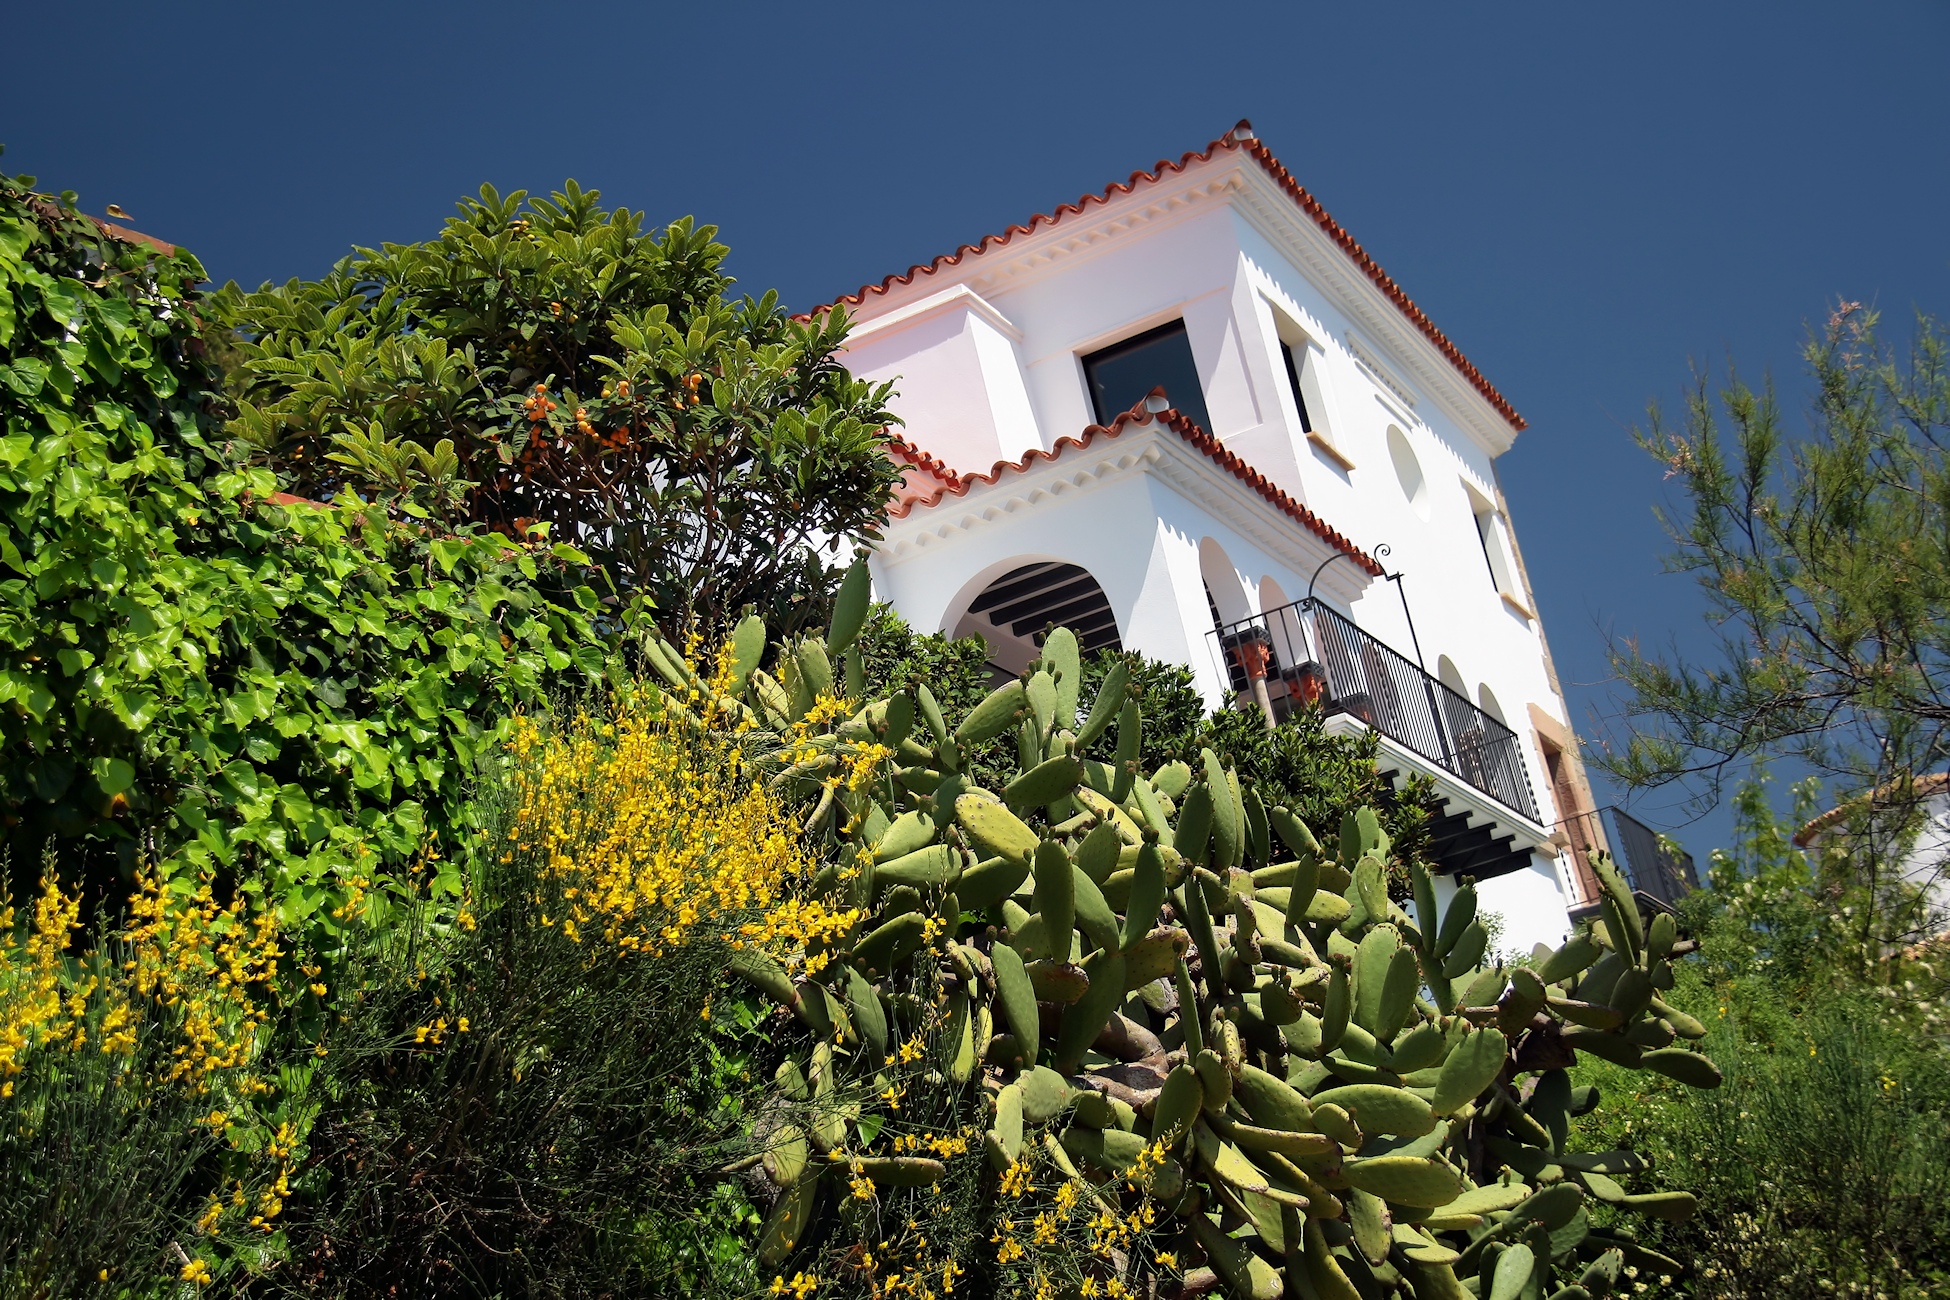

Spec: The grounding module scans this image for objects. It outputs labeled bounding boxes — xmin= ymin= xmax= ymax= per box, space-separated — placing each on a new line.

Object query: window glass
xmin=1082 ymin=320 xmax=1212 ymax=431
xmin=1473 ymin=504 xmax=1518 ymax=596
xmin=1279 ymin=340 xmax=1314 ymax=433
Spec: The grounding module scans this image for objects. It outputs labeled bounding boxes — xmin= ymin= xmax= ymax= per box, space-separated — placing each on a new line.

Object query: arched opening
xmin=951 ymin=561 xmax=1121 ymax=678
xmin=1387 ymin=425 xmax=1429 ymax=520
xmin=1434 ymin=655 xmax=1480 ymax=762
xmin=1477 ymin=683 xmax=1507 ymax=726
xmin=1199 ymin=539 xmax=1253 ymax=629
xmin=1258 ymin=575 xmax=1291 ymax=614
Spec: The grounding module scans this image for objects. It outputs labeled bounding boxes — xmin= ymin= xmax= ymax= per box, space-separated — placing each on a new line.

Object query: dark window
xmin=1279 ymin=340 xmax=1314 ymax=434
xmin=1082 ymin=320 xmax=1212 ymax=431
xmin=1474 ymin=510 xmax=1499 ymax=587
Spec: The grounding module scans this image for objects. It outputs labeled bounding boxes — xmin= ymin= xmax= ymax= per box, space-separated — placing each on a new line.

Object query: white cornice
xmin=846 ymin=149 xmax=1521 ymax=459
xmin=1226 ymin=167 xmax=1519 ymax=457
xmin=882 ymin=423 xmax=1376 ymax=607
xmin=849 ymin=166 xmax=1248 ymax=327
xmin=1345 ymin=330 xmax=1418 ymax=412
xmin=845 ymin=283 xmax=1023 ymax=344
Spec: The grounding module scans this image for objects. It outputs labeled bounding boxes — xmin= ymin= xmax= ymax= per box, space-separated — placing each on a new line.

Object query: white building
xmin=1796 ymin=774 xmax=1950 ymax=945
xmin=824 ymin=121 xmax=1611 ymax=952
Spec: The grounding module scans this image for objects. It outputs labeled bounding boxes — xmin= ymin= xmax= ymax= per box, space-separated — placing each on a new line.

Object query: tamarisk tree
xmin=1602 ymin=303 xmax=1950 ymax=952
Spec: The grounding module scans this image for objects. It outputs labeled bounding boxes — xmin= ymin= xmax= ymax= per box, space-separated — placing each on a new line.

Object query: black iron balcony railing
xmin=1207 ymin=598 xmax=1540 ymax=822
xmin=1556 ymin=806 xmax=1697 ymax=910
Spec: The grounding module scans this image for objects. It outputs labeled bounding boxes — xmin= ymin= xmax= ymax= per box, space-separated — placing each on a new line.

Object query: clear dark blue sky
xmin=7 ymin=1 xmax=1948 ymax=857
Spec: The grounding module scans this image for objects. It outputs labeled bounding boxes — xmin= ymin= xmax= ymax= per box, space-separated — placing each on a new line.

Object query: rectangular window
xmin=1270 ymin=312 xmax=1350 ymax=468
xmin=1082 ymin=320 xmax=1212 ymax=432
xmin=1279 ymin=340 xmax=1314 ymax=434
xmin=1472 ymin=500 xmax=1521 ymax=601
xmin=1474 ymin=509 xmax=1501 ymax=588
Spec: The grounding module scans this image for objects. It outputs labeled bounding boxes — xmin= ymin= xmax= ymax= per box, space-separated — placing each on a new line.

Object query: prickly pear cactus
xmin=642 ymin=568 xmax=1718 ymax=1298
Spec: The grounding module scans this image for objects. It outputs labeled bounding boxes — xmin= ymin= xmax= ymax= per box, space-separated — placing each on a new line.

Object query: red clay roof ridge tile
xmin=887 ymin=389 xmax=1383 ymax=577
xmin=812 ymin=120 xmax=1525 ymax=433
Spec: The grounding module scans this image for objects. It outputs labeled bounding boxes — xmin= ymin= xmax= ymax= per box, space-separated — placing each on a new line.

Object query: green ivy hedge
xmin=0 ymin=165 xmax=613 ymax=910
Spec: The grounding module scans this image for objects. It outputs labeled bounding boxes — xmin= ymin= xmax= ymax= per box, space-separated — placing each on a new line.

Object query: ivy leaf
xmin=93 ymin=756 xmax=136 ymax=796
xmin=430 ymin=537 xmax=469 ymax=575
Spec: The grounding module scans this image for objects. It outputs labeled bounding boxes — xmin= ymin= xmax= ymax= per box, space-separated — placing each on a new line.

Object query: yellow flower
xmin=180 ymin=1258 xmax=212 ymax=1285
xmin=501 ymin=695 xmax=814 ymax=959
xmin=194 ymin=1198 xmax=223 ymax=1235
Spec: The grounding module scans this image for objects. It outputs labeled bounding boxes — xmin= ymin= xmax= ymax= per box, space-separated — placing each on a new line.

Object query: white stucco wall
xmin=847 ymin=142 xmax=1582 ymax=951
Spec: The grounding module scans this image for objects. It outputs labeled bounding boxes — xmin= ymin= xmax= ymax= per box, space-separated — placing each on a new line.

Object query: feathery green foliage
xmin=1575 ymin=776 xmax=1950 ymax=1297
xmin=1604 ymin=304 xmax=1950 ymax=953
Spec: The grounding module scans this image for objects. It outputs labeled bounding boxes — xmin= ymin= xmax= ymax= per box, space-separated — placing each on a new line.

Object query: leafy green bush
xmin=1575 ymin=774 xmax=1950 ymax=1297
xmin=1574 ymin=967 xmax=1950 ymax=1298
xmin=210 ymin=183 xmax=901 ymax=640
xmin=0 ymin=166 xmax=610 ymax=904
xmin=856 ymin=602 xmax=995 ymax=718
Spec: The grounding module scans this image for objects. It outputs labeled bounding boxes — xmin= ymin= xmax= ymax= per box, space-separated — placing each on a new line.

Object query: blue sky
xmin=7 ymin=0 xmax=1948 ymax=858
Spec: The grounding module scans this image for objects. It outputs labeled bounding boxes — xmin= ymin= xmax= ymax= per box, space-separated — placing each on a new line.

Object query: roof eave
xmin=810 ymin=121 xmax=1524 ymax=436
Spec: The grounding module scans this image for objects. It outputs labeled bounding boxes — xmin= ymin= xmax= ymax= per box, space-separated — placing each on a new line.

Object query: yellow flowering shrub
xmin=3 ymin=866 xmax=295 ymax=1100
xmin=0 ymin=878 xmax=76 ymax=1091
xmin=1 ymin=859 xmax=339 ymax=1288
xmin=504 ymin=692 xmax=819 ymax=956
xmin=123 ymin=868 xmax=288 ymax=1091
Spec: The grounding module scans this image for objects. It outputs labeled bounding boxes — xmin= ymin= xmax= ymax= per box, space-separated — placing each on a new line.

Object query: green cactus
xmin=647 ymin=576 xmax=1719 ymax=1297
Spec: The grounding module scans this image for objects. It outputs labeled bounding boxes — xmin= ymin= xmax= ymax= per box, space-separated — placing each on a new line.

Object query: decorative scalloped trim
xmin=808 ymin=120 xmax=1525 ymax=433
xmin=887 ymin=390 xmax=1382 ymax=577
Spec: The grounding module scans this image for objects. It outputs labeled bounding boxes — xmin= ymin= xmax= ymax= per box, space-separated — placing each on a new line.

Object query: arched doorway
xmin=951 ymin=561 xmax=1122 ymax=677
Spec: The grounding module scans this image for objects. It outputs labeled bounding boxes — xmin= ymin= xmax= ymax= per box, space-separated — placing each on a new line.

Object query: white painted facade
xmin=830 ymin=124 xmax=1590 ymax=952
xmin=1798 ymin=777 xmax=1950 ymax=943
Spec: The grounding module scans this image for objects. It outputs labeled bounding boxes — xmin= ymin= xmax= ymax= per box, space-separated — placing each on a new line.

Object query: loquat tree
xmin=210 ymin=182 xmax=902 ymax=640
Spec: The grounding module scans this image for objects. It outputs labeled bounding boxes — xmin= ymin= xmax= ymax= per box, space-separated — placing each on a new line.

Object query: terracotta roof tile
xmin=1794 ymin=771 xmax=1950 ymax=848
xmin=888 ymin=390 xmax=1383 ymax=576
xmin=815 ymin=121 xmax=1525 ymax=432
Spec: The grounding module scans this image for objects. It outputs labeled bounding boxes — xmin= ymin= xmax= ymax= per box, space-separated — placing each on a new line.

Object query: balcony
xmin=1206 ymin=597 xmax=1541 ymax=823
xmin=1556 ymin=805 xmax=1698 ymax=912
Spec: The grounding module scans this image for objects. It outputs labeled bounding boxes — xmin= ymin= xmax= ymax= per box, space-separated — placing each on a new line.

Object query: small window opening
xmin=1082 ymin=320 xmax=1212 ymax=432
xmin=1280 ymin=340 xmax=1314 ymax=434
xmin=1474 ymin=511 xmax=1500 ymax=586
xmin=1471 ymin=500 xmax=1519 ymax=598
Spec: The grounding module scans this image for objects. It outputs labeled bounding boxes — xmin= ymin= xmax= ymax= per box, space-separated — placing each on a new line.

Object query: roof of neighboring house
xmin=817 ymin=120 xmax=1524 ymax=432
xmin=888 ymin=390 xmax=1384 ymax=577
xmin=96 ymin=217 xmax=176 ymax=256
xmin=1794 ymin=772 xmax=1950 ymax=848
